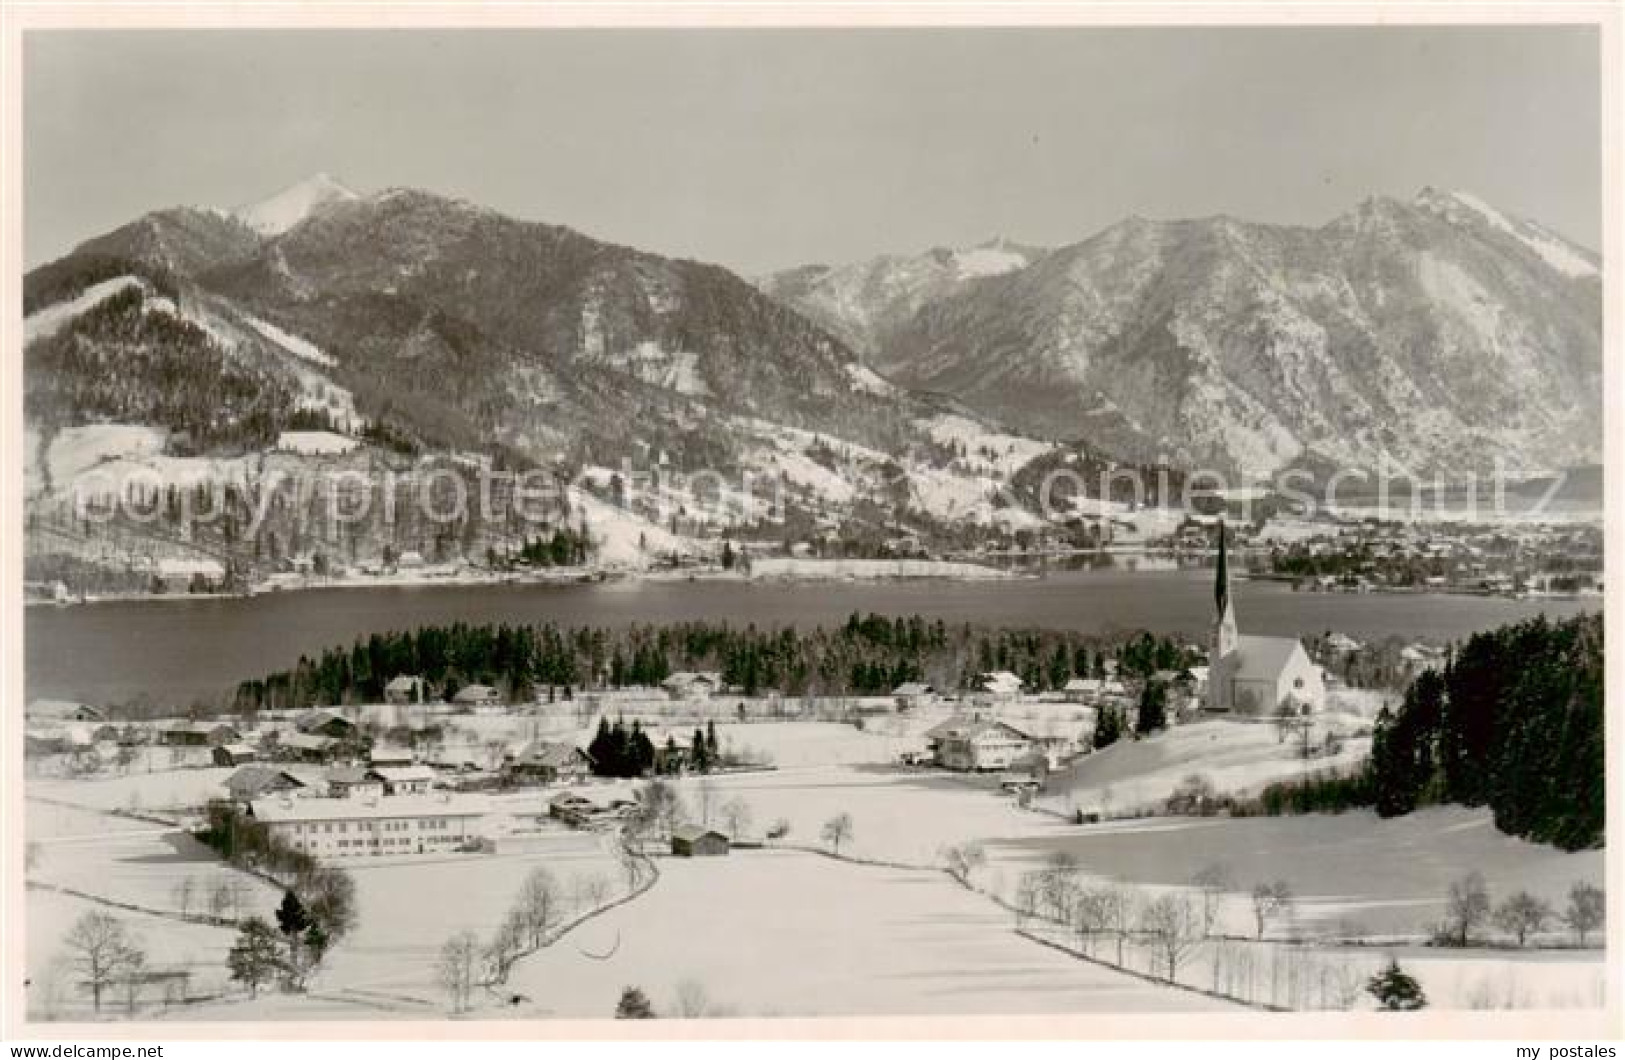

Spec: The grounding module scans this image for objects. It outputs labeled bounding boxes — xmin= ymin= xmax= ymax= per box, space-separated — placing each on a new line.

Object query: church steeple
xmin=1209 ymin=520 xmax=1239 ymax=711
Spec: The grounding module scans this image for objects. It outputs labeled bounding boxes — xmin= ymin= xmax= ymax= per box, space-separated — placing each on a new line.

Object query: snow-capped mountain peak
xmin=232 ymin=173 xmax=360 ymax=236
xmin=1413 ymin=186 xmax=1598 ymax=279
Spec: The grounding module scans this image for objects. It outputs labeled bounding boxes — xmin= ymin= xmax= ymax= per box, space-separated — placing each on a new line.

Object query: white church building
xmin=1206 ymin=525 xmax=1325 ymax=715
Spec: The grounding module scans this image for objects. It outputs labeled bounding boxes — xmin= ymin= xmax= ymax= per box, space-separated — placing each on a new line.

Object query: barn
xmin=670 ymin=825 xmax=730 ymax=857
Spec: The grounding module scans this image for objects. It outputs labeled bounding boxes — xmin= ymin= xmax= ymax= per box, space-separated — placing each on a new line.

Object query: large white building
xmin=250 ymin=794 xmax=492 ymax=860
xmin=1207 ymin=524 xmax=1325 ymax=715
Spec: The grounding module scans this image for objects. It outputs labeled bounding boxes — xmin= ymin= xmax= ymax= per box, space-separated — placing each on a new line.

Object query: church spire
xmin=1209 ymin=520 xmax=1239 ymax=714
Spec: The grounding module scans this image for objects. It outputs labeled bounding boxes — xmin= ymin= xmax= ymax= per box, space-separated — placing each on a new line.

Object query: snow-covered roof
xmin=662 ymin=671 xmax=722 ymax=688
xmin=367 ymin=765 xmax=437 ymax=784
xmin=976 ymin=671 xmax=1025 ymax=693
xmin=251 ymin=793 xmax=490 ymax=823
xmin=1227 ymin=635 xmax=1310 ymax=684
xmin=225 ymin=765 xmax=306 ymax=797
xmin=26 ymin=699 xmax=106 ymax=721
xmin=672 ymin=824 xmax=728 ymax=843
xmin=891 ymin=682 xmax=935 ymax=697
xmin=925 ymin=717 xmax=1032 ymax=743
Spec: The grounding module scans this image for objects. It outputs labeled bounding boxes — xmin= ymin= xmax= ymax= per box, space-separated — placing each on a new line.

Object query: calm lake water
xmin=24 ymin=570 xmax=1596 ymax=707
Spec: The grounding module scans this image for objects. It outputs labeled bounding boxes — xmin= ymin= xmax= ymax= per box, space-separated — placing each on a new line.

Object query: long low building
xmin=249 ymin=793 xmax=493 ymax=860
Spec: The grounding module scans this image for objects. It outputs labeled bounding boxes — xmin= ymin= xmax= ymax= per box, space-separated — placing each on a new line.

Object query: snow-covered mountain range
xmin=764 ymin=189 xmax=1601 ymax=481
xmin=20 ymin=177 xmax=1601 ymax=584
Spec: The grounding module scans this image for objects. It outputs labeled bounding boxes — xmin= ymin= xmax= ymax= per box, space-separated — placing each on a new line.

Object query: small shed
xmin=670 ymin=825 xmax=730 ymax=857
xmin=212 ymin=743 xmax=258 ymax=767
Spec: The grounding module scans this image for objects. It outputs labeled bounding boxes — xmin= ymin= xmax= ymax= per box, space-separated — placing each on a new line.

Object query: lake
xmin=24 ymin=570 xmax=1596 ymax=707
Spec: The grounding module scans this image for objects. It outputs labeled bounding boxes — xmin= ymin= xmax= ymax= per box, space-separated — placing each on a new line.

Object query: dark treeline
xmin=231 ymin=613 xmax=1198 ymax=714
xmin=26 ymin=286 xmax=297 ymax=451
xmin=1246 ymin=613 xmax=1603 ymax=852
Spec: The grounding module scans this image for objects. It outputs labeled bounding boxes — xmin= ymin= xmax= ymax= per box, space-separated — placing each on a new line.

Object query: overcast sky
xmin=24 ymin=26 xmax=1601 ymax=273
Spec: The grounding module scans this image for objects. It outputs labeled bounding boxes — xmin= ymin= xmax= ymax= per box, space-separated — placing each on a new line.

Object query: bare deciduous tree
xmin=1139 ymin=891 xmax=1204 ymax=983
xmin=516 ymin=867 xmax=561 ymax=948
xmin=436 ymin=930 xmax=480 ymax=1014
xmin=1493 ymin=891 xmax=1552 ymax=947
xmin=1445 ymin=871 xmax=1492 ymax=947
xmin=63 ymin=912 xmax=142 ymax=1014
xmin=482 ymin=909 xmax=528 ymax=985
xmin=719 ymin=796 xmax=752 ymax=840
xmin=172 ymin=877 xmax=195 ymax=917
xmin=672 ymin=977 xmax=712 ymax=1018
xmin=1190 ymin=862 xmax=1234 ymax=937
xmin=1563 ymin=882 xmax=1604 ymax=947
xmin=1250 ymin=880 xmax=1294 ymax=940
xmin=941 ymin=841 xmax=987 ymax=886
xmin=821 ymin=812 xmax=853 ymax=856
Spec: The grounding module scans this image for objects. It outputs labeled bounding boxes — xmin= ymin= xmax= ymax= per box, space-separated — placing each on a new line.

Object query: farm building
xmin=925 ymin=718 xmax=1035 ymax=772
xmin=224 ymin=765 xmax=308 ymax=803
xmin=368 ymin=745 xmax=416 ymax=768
xmin=326 ymin=766 xmax=384 ymax=800
xmin=661 ymin=672 xmax=723 ymax=701
xmin=451 ymin=684 xmax=501 ymax=709
xmin=548 ymin=791 xmax=637 ymax=829
xmin=212 ymin=743 xmax=258 ymax=767
xmin=159 ymin=720 xmax=241 ymax=747
xmin=891 ymin=682 xmax=936 ymax=711
xmin=295 ymin=709 xmax=358 ymax=740
xmin=367 ymin=764 xmax=437 ymax=796
xmin=670 ymin=826 xmax=730 ymax=857
xmin=384 ymin=675 xmax=427 ymax=705
xmin=249 ymin=793 xmax=492 ymax=861
xmin=275 ymin=731 xmax=340 ymax=763
xmin=972 ymin=671 xmax=1026 ymax=705
xmin=25 ymin=699 xmax=107 ymax=723
xmin=505 ymin=741 xmax=593 ymax=785
xmin=1002 ymin=716 xmax=1092 ymax=767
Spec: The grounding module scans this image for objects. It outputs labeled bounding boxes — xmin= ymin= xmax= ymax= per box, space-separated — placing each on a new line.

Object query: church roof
xmin=1229 ymin=635 xmax=1307 ymax=682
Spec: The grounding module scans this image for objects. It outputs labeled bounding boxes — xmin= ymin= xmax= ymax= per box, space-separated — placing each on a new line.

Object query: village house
xmin=505 ymin=741 xmax=594 ymax=785
xmin=383 ymin=675 xmax=427 ymax=706
xmin=925 ymin=717 xmax=1036 ymax=772
xmin=367 ymin=764 xmax=438 ymax=796
xmin=223 ymin=765 xmax=308 ymax=803
xmin=275 ymin=731 xmax=341 ymax=763
xmin=295 ymin=709 xmax=358 ymax=740
xmin=548 ymin=790 xmax=638 ymax=829
xmin=451 ymin=684 xmax=502 ymax=709
xmin=1003 ymin=715 xmax=1093 ymax=768
xmin=973 ymin=671 xmax=1026 ymax=706
xmin=670 ymin=825 xmax=730 ymax=857
xmin=368 ymin=745 xmax=416 ymax=768
xmin=154 ymin=557 xmax=226 ymax=592
xmin=325 ymin=766 xmax=385 ymax=800
xmin=249 ymin=793 xmax=492 ymax=860
xmin=24 ymin=723 xmax=117 ymax=756
xmin=661 ymin=672 xmax=723 ymax=702
xmin=212 ymin=743 xmax=259 ymax=767
xmin=25 ymin=699 xmax=107 ymax=724
xmin=159 ymin=720 xmax=241 ymax=747
xmin=890 ymin=682 xmax=937 ymax=711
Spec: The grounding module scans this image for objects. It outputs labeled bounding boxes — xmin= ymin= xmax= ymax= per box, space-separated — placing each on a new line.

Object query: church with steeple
xmin=1206 ymin=522 xmax=1325 ymax=716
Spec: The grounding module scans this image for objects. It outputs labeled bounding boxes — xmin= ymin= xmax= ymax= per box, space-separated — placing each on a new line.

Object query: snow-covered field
xmin=508 ymin=849 xmax=1235 ymax=1017
xmin=994 ymin=808 xmax=1604 ymax=940
xmin=1039 ymin=717 xmax=1373 ymax=818
xmin=21 ymin=714 xmax=1604 ymax=1021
